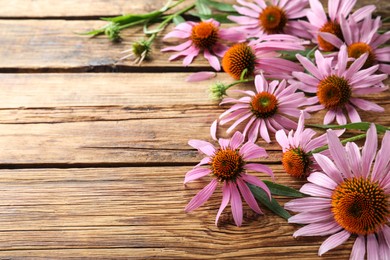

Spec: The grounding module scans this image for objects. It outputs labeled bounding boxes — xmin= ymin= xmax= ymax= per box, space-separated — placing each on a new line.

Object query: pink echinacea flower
xmin=276 ymin=111 xmax=344 ymax=178
xmin=219 ymin=74 xmax=307 ymax=143
xmin=285 ymin=124 xmax=390 ymax=259
xmin=292 ymin=44 xmax=388 ymax=125
xmin=228 ymin=0 xmax=309 ymax=38
xmin=184 ymin=130 xmax=274 ymax=227
xmin=161 ymin=19 xmax=245 ymax=71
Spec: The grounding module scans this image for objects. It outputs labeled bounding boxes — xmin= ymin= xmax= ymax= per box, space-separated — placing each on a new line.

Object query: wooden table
xmin=0 ymin=0 xmax=388 ymax=259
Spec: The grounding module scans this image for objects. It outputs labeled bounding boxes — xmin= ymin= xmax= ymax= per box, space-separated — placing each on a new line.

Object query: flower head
xmin=276 ymin=112 xmax=344 ymax=178
xmin=184 ymin=130 xmax=274 ymax=227
xmin=319 ymin=16 xmax=390 ymax=74
xmin=161 ymin=19 xmax=245 ymax=71
xmin=228 ymin=0 xmax=309 ymax=38
xmin=303 ymin=0 xmax=375 ymax=51
xmin=222 ymin=34 xmax=305 ymax=80
xmin=285 ymin=124 xmax=390 ymax=258
xmin=219 ymin=74 xmax=307 ymax=143
xmin=292 ymin=45 xmax=388 ymax=125
xmin=120 ymin=39 xmax=152 ymax=65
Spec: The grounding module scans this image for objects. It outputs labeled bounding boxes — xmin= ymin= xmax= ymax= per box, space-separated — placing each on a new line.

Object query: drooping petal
xmin=367 ymin=234 xmax=379 ymax=260
xmin=229 ymin=182 xmax=243 ymax=227
xmin=184 ymin=167 xmax=211 ymax=184
xmin=318 ymin=230 xmax=351 ymax=256
xmin=327 ymin=129 xmax=352 ymax=179
xmin=204 ymin=49 xmax=221 ymax=71
xmin=244 ymin=163 xmax=274 ymax=179
xmin=241 ymin=174 xmax=271 ymax=200
xmin=215 ymin=182 xmax=231 ymax=226
xmin=186 ymin=71 xmax=216 ymax=82
xmin=300 ymin=183 xmax=333 ymax=198
xmin=288 ymin=209 xmax=333 ymax=224
xmin=307 ymin=172 xmax=338 ymax=190
xmin=237 ymin=178 xmax=262 ymax=214
xmin=350 ymin=236 xmax=366 ymax=260
xmin=293 ymin=221 xmax=342 ymax=237
xmin=185 ymin=179 xmax=218 ymax=212
xmin=188 ymin=140 xmax=216 ymax=156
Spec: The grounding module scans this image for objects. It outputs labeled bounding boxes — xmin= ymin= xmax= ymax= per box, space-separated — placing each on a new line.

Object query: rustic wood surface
xmin=0 ymin=0 xmax=388 ymax=259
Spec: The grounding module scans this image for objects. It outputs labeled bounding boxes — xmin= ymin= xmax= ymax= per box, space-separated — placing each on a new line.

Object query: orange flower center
xmin=250 ymin=92 xmax=278 ymax=118
xmin=282 ymin=148 xmax=310 ymax=178
xmin=190 ymin=22 xmax=219 ymax=49
xmin=347 ymin=42 xmax=376 ymax=69
xmin=332 ymin=177 xmax=389 ymax=235
xmin=222 ymin=43 xmax=256 ymax=80
xmin=318 ymin=21 xmax=343 ymax=51
xmin=259 ymin=6 xmax=287 ymax=34
xmin=211 ymin=148 xmax=244 ymax=181
xmin=317 ymin=75 xmax=351 ymax=110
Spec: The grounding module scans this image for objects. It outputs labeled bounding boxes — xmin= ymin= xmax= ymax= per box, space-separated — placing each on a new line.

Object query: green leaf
xmin=191 ymin=13 xmax=234 ymax=23
xmin=206 ymin=0 xmax=236 ymax=12
xmin=307 ymin=122 xmax=389 ymax=134
xmin=102 ymin=10 xmax=163 ymax=25
xmin=173 ymin=15 xmax=186 ymax=25
xmin=196 ymin=0 xmax=212 ymax=15
xmin=248 ymin=184 xmax=291 ymax=220
xmin=263 ymin=180 xmax=304 ymax=198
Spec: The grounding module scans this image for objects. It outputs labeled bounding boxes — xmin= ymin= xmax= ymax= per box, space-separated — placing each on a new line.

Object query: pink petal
xmin=234 ymin=5 xmax=260 ymax=18
xmin=362 ymin=123 xmax=377 ymax=179
xmin=324 ymin=110 xmax=336 ymax=125
xmin=186 ymin=71 xmax=216 ymax=82
xmin=237 ymin=178 xmax=262 ymax=214
xmin=185 ymin=179 xmax=218 ymax=212
xmin=227 ymin=15 xmax=258 ymax=25
xmin=218 ymin=28 xmax=245 ymax=42
xmin=259 ymin=120 xmax=271 ymax=143
xmin=300 ymin=183 xmax=333 ymax=198
xmin=337 ymin=45 xmax=348 ymax=76
xmin=212 ymin=43 xmax=229 ymax=57
xmin=240 ymin=142 xmax=268 ymax=160
xmin=241 ymin=174 xmax=271 ymax=200
xmin=210 ymin=119 xmax=218 ymax=141
xmin=163 ymin=30 xmax=191 ymax=39
xmin=226 ymin=112 xmax=252 ymax=134
xmin=367 ymin=234 xmax=379 ymax=260
xmin=293 ymin=221 xmax=342 ymax=237
xmin=318 ymin=230 xmax=351 ymax=256
xmin=229 ymin=183 xmax=243 ymax=226
xmin=215 ymin=182 xmax=231 ymax=226
xmin=327 ymin=129 xmax=352 ymax=178
xmin=229 ymin=131 xmax=245 ymax=150
xmin=275 ymin=130 xmax=290 ymax=151
xmin=350 ymin=235 xmax=366 ymax=260
xmin=255 ymin=74 xmax=267 ymax=93
xmin=309 ymin=0 xmax=326 ymax=23
xmin=247 ymin=119 xmax=260 ymax=143
xmin=244 ymin=163 xmax=274 ymax=179
xmin=285 ymin=197 xmax=331 ymax=212
xmin=349 ymin=98 xmax=384 ymax=112
xmin=351 ymin=5 xmax=376 ymax=22
xmin=188 ymin=140 xmax=216 ymax=156
xmin=161 ymin=40 xmax=193 ymax=52
xmin=345 ymin=142 xmax=362 ymax=177
xmin=307 ymin=172 xmax=338 ymax=190
xmin=345 ymin=104 xmax=361 ymax=123
xmin=184 ymin=167 xmax=211 ymax=184
xmin=218 ymin=138 xmax=230 ymax=149
xmin=288 ymin=209 xmax=333 ymax=224
xmin=204 ymin=49 xmax=221 ymax=71
xmin=318 ymin=32 xmax=343 ymax=49
xmin=344 ymin=52 xmax=368 ymax=79
xmin=335 ymin=109 xmax=347 ymax=125
xmin=182 ymin=47 xmax=200 ymax=66
xmin=373 ymin=131 xmax=390 ymax=181
xmin=313 ymin=153 xmax=344 ymax=183
xmin=296 ymin=53 xmax=323 ymax=80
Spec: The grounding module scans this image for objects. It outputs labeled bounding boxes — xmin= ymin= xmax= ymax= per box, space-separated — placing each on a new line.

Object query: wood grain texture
xmin=0 ymin=166 xmax=353 ymax=259
xmin=0 ymin=0 xmax=387 ymax=18
xmin=0 ymin=73 xmax=388 ymax=166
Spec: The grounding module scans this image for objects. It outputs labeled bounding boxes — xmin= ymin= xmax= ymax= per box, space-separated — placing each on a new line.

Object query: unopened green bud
xmin=209 ymin=82 xmax=229 ymax=101
xmin=105 ymin=23 xmax=121 ymax=41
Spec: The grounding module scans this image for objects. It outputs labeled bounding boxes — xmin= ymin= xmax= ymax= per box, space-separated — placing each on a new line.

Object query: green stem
xmin=146 ymin=3 xmax=196 ymax=44
xmin=309 ymin=133 xmax=367 ymax=155
xmin=226 ymin=78 xmax=254 ymax=89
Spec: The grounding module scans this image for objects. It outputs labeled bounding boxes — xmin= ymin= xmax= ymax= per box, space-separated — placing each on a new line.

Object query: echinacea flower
xmin=219 ymin=74 xmax=307 ymax=143
xmin=161 ymin=19 xmax=245 ymax=71
xmin=222 ymin=34 xmax=305 ymax=80
xmin=285 ymin=124 xmax=390 ymax=258
xmin=184 ymin=130 xmax=274 ymax=227
xmin=292 ymin=44 xmax=388 ymax=125
xmin=319 ymin=16 xmax=390 ymax=73
xmin=303 ymin=0 xmax=375 ymax=51
xmin=228 ymin=0 xmax=309 ymax=38
xmin=276 ymin=112 xmax=344 ymax=178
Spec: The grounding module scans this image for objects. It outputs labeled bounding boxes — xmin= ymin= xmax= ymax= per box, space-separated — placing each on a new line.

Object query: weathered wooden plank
xmin=1 ymin=18 xmax=388 ymax=72
xmin=0 ymin=0 xmax=387 ymax=18
xmin=0 ymin=73 xmax=388 ymax=165
xmin=0 ymin=166 xmax=352 ymax=259
xmin=0 ymin=20 xmax=210 ymax=72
